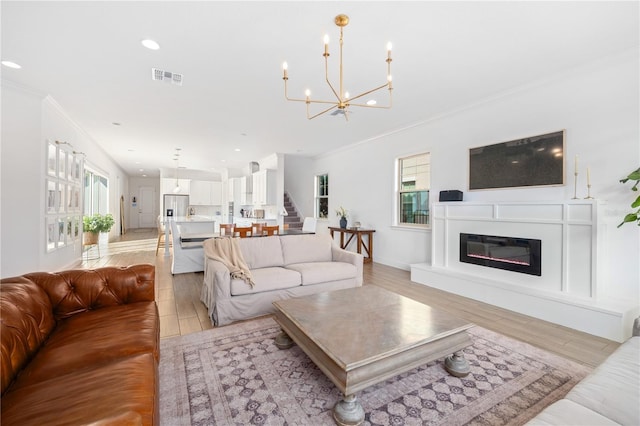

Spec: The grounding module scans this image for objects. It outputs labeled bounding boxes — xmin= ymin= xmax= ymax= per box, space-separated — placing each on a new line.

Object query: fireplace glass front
xmin=459 ymin=233 xmax=541 ymax=276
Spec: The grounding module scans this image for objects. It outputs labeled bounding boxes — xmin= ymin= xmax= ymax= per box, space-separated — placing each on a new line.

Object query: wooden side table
xmin=328 ymin=227 xmax=376 ymax=263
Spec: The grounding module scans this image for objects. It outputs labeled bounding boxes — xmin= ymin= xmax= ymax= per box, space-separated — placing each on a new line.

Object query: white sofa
xmin=526 ymin=318 xmax=640 ymax=425
xmin=201 ymin=233 xmax=363 ymax=326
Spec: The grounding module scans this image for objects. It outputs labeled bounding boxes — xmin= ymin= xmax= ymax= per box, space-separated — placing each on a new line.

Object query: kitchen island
xmin=162 ymin=216 xmax=216 ymax=257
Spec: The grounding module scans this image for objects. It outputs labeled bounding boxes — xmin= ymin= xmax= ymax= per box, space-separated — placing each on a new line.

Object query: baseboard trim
xmin=410 ymin=262 xmax=638 ymax=343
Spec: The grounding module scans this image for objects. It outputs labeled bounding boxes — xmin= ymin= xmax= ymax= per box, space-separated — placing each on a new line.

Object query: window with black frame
xmin=315 ymin=173 xmax=329 ymax=219
xmin=398 ymin=153 xmax=430 ymax=226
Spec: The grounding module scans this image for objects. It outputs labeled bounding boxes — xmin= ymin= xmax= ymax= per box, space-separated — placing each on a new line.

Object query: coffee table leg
xmin=333 ymin=394 xmax=364 ymax=426
xmin=274 ymin=330 xmax=294 ymax=349
xmin=444 ymin=350 xmax=471 ymax=377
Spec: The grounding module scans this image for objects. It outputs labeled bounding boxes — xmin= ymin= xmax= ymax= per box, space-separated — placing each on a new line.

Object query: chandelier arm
xmin=346 ymin=82 xmax=391 ymax=103
xmin=324 ymin=56 xmax=341 ymax=101
xmin=307 ymin=104 xmax=339 ymax=120
xmin=348 ymin=103 xmax=392 ymax=109
xmin=308 ymin=99 xmax=346 ymax=105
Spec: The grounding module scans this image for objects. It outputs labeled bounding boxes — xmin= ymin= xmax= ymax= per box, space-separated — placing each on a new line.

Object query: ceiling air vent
xmin=151 ymin=68 xmax=183 ymax=86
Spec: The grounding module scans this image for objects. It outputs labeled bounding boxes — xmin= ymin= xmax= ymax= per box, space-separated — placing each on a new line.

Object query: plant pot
xmin=339 ymin=217 xmax=347 ymax=229
xmin=83 ymin=232 xmax=99 ymax=246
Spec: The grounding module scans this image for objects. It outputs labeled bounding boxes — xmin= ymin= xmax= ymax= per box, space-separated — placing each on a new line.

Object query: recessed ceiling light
xmin=142 ymin=174 xmax=147 ymax=177
xmin=220 ymin=159 xmax=226 ymax=163
xmin=139 ymin=169 xmax=144 ymax=172
xmin=366 ymin=99 xmax=377 ymax=106
xmin=1 ymin=60 xmax=21 ymax=69
xmin=234 ymin=148 xmax=241 ymax=152
xmin=141 ymin=39 xmax=160 ymax=50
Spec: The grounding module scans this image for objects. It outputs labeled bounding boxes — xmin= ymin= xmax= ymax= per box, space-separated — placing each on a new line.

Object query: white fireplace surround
xmin=411 ymin=200 xmax=637 ymax=342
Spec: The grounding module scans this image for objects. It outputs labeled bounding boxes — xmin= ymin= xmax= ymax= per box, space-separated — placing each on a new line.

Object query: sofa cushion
xmin=0 ymin=278 xmax=56 ymax=395
xmin=239 ymin=236 xmax=285 ymax=269
xmin=525 ymin=398 xmax=619 ymax=425
xmin=564 ymin=336 xmax=640 ymax=426
xmin=280 ymin=234 xmax=333 ymax=266
xmin=230 ymin=267 xmax=301 ymax=296
xmin=286 ymin=262 xmax=357 ymax=285
xmin=10 ymin=301 xmax=159 ymax=389
xmin=1 ymin=352 xmax=157 ymax=426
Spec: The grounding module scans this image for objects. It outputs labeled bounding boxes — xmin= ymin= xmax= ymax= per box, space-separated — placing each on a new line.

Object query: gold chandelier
xmin=282 ymin=14 xmax=393 ymax=121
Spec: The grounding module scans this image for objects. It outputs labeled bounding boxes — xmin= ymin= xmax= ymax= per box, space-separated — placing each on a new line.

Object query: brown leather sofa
xmin=1 ymin=264 xmax=159 ymax=425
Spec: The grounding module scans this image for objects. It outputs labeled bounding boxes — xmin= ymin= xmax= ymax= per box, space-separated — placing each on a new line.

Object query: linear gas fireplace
xmin=460 ymin=233 xmax=541 ymax=276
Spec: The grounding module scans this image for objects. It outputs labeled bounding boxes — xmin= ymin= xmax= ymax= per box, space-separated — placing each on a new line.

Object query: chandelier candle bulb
xmin=587 ymin=167 xmax=591 ymax=186
xmin=324 ymin=34 xmax=329 ymax=56
xmin=282 ymin=62 xmax=288 ymax=79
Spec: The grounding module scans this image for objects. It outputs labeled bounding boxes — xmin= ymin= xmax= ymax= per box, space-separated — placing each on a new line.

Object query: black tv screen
xmin=469 ymin=130 xmax=565 ymax=190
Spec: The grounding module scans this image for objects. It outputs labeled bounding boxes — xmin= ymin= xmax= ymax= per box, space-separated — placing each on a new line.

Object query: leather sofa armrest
xmin=25 ymin=264 xmax=155 ymax=320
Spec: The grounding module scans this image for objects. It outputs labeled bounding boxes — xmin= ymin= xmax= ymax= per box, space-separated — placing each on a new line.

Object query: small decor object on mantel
xmin=336 ymin=206 xmax=348 ymax=229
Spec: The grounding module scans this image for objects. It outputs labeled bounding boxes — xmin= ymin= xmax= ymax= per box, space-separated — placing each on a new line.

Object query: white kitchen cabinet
xmin=211 ymin=181 xmax=222 ymax=205
xmin=252 ymin=169 xmax=277 ymax=205
xmin=189 ymin=180 xmax=211 ymax=205
xmin=228 ymin=178 xmax=236 ymax=203
xmin=190 ymin=180 xmax=223 ymax=205
xmin=228 ymin=177 xmax=241 ymax=203
xmin=161 ymin=178 xmax=190 ymax=195
xmin=239 ymin=176 xmax=252 ymax=205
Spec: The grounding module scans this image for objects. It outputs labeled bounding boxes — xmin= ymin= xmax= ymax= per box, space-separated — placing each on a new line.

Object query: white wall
xmin=1 ymin=82 xmax=129 ymax=277
xmin=285 ymin=50 xmax=639 ymax=302
xmin=1 ymin=83 xmax=45 ymax=277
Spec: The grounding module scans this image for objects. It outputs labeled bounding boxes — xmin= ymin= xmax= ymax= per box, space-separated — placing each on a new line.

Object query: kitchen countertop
xmin=162 ymin=215 xmax=216 ymax=222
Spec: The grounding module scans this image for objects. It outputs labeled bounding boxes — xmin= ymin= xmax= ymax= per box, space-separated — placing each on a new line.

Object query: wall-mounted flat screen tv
xmin=469 ymin=130 xmax=565 ymax=190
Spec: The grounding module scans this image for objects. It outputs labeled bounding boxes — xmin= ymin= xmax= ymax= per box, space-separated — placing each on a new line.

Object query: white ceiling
xmin=2 ymin=1 xmax=638 ymax=177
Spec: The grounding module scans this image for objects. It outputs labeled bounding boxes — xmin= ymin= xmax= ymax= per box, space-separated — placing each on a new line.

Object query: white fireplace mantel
xmin=411 ymin=200 xmax=638 ymax=342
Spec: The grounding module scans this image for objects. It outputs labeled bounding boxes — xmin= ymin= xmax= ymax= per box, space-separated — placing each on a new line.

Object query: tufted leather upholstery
xmin=0 ymin=264 xmax=159 ymax=425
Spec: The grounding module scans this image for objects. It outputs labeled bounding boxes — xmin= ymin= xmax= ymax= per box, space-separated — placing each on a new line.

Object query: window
xmin=398 ymin=153 xmax=430 ymax=226
xmin=315 ymin=174 xmax=328 ymax=218
xmin=84 ymin=168 xmax=109 ymax=216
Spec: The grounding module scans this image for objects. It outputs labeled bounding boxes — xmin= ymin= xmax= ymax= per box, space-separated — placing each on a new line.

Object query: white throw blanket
xmin=203 ymin=237 xmax=255 ymax=288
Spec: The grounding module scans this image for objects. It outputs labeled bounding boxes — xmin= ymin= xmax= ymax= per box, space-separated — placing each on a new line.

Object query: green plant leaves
xmin=618 ymin=168 xmax=640 ymax=228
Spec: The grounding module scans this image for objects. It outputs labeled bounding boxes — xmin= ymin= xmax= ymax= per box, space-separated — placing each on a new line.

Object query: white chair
xmin=302 ymin=217 xmax=317 ymax=233
xmin=156 ymin=215 xmax=170 ymax=255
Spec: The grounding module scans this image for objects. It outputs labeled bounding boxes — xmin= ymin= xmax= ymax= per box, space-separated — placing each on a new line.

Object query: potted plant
xmin=336 ymin=206 xmax=348 ymax=229
xmin=618 ymin=167 xmax=640 ymax=228
xmin=83 ymin=213 xmax=115 ymax=245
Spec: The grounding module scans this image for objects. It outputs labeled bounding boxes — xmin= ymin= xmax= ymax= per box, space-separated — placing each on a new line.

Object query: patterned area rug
xmin=160 ymin=317 xmax=590 ymax=425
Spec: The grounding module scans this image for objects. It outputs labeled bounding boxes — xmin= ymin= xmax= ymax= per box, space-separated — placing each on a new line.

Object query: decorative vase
xmin=339 ymin=217 xmax=347 ymax=229
xmin=83 ymin=232 xmax=99 ymax=246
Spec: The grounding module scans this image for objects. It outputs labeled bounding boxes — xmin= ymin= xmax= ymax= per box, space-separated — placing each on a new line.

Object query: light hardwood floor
xmin=81 ymin=228 xmax=620 ymax=368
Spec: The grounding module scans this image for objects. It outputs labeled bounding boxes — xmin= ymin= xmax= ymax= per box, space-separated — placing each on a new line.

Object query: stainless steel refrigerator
xmin=163 ymin=194 xmax=189 ymax=217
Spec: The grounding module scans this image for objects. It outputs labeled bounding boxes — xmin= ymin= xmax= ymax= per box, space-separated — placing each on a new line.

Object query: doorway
xmin=138 ymin=187 xmax=156 ymax=228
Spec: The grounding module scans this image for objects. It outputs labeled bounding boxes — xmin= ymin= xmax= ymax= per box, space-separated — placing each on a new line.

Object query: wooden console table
xmin=328 ymin=227 xmax=376 ymax=263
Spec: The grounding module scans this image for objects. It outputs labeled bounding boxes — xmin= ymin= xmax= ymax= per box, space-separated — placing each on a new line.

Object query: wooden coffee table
xmin=272 ymin=286 xmax=474 ymax=426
